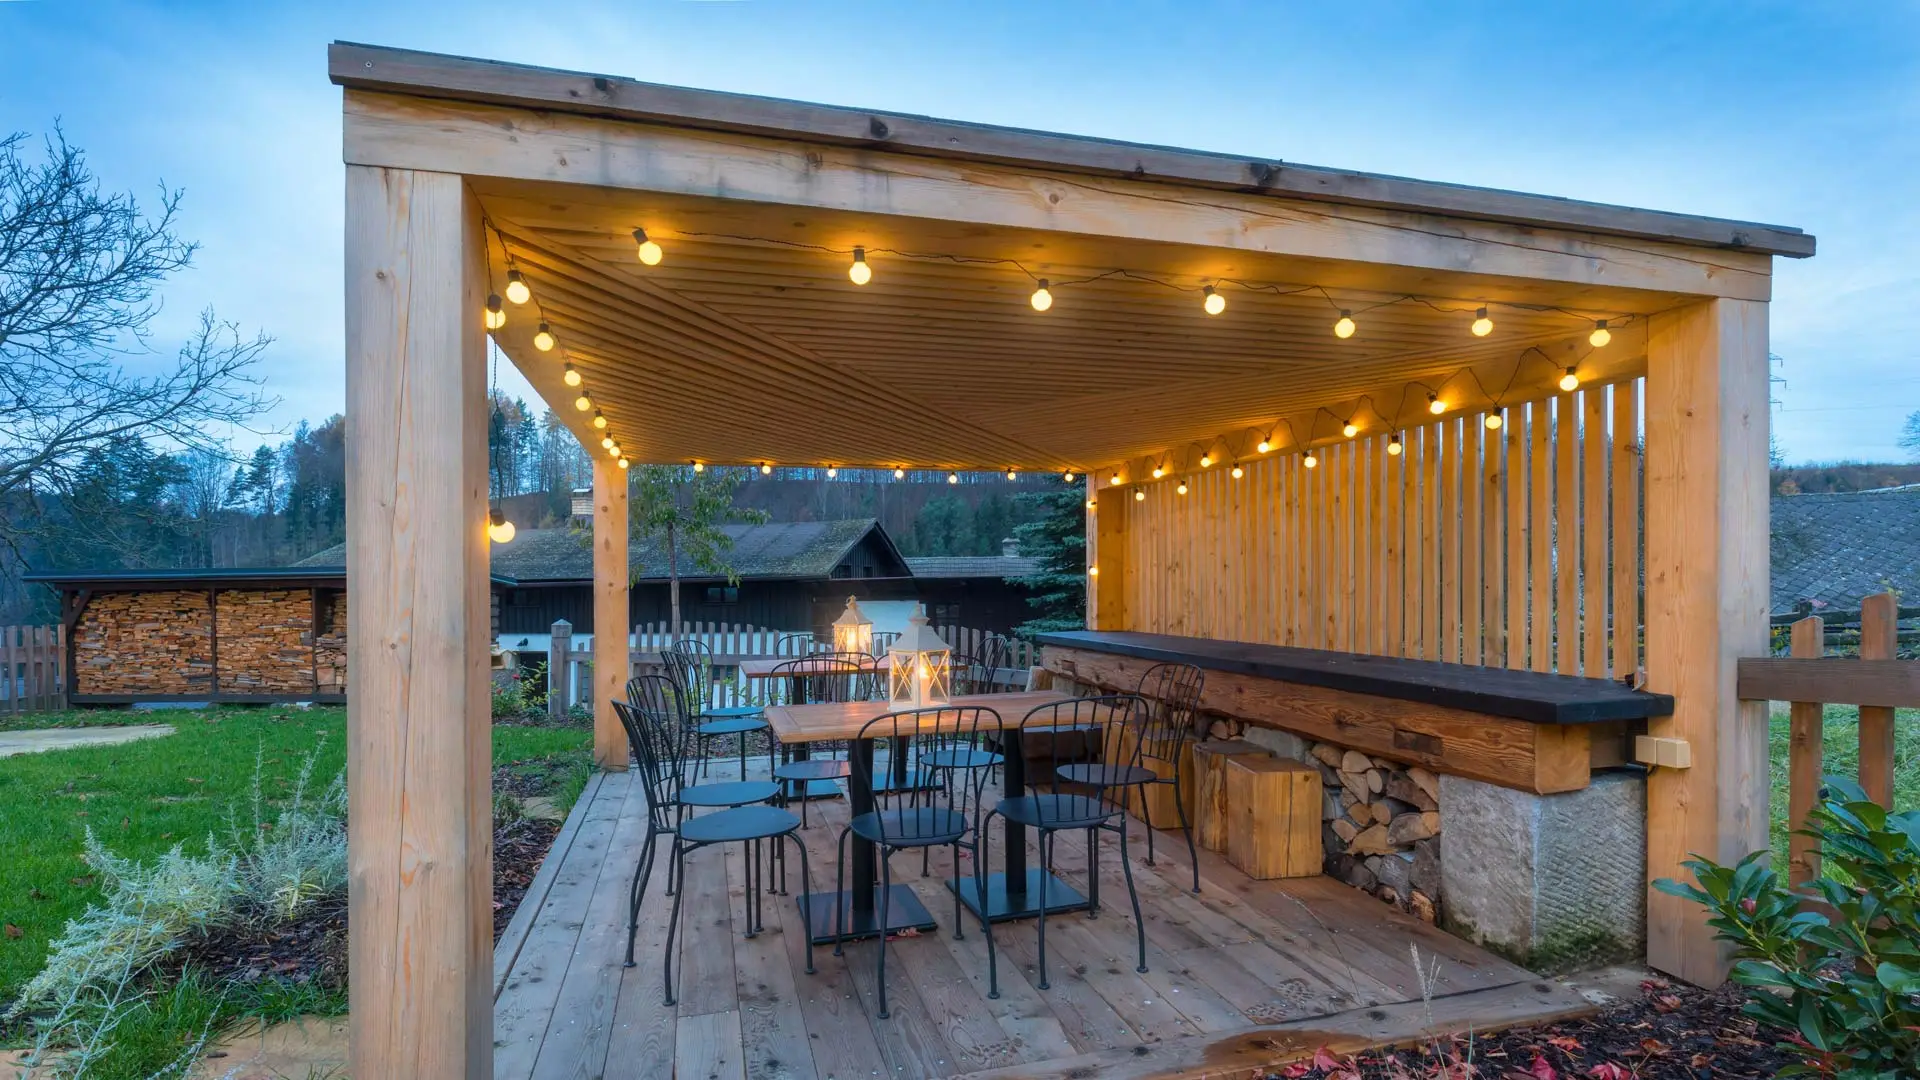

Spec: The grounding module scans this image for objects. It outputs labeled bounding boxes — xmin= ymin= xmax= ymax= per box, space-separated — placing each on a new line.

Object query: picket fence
xmin=2 ymin=625 xmax=67 ymax=715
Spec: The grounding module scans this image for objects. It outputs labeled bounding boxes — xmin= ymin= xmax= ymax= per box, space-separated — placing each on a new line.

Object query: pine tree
xmin=1008 ymin=478 xmax=1087 ymax=637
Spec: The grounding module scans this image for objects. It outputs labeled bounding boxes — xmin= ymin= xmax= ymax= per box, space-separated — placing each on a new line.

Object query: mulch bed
xmin=1273 ymin=978 xmax=1794 ymax=1079
xmin=493 ymin=815 xmax=561 ymax=940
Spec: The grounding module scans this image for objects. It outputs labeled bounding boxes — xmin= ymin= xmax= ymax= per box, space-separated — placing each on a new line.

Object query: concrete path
xmin=0 ymin=724 xmax=175 ymax=758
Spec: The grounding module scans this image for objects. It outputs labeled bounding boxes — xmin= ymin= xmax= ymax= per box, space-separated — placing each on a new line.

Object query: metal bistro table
xmin=763 ymin=689 xmax=1106 ymax=945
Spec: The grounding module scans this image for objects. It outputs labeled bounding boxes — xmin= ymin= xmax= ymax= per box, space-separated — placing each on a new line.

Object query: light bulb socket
xmin=489 ymin=507 xmax=505 ymax=527
xmin=632 ymin=228 xmax=649 ymax=244
xmin=852 ymin=246 xmax=866 ymax=264
xmin=486 ymin=294 xmax=502 ymax=313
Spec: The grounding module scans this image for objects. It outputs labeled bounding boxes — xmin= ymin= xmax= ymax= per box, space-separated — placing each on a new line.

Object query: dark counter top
xmin=1037 ymin=631 xmax=1673 ymax=725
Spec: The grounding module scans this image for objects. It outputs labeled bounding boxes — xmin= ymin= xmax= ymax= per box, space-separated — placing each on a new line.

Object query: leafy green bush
xmin=1655 ymin=777 xmax=1920 ymax=1078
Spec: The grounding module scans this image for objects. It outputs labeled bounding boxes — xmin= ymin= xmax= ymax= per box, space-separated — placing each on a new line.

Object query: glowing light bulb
xmin=1257 ymin=438 xmax=1272 ymax=453
xmin=1303 ymin=451 xmax=1318 ymax=469
xmin=1110 ymin=473 xmax=1123 ymax=486
xmin=1200 ymin=454 xmax=1214 ymax=468
xmin=1087 ymin=498 xmax=1097 ymax=509
xmin=1134 ymin=489 xmax=1146 ymax=501
xmin=1152 ymin=465 xmax=1166 ymax=479
xmin=601 ymin=436 xmax=615 ymax=449
xmin=1559 ymin=367 xmax=1581 ymax=392
xmin=592 ymin=412 xmax=607 ymax=429
xmin=487 ymin=508 xmax=516 ymax=545
xmin=1428 ymin=393 xmax=1447 ymax=415
xmin=1202 ymin=286 xmax=1225 ymax=316
xmin=484 ymin=294 xmax=506 ymax=330
xmin=1589 ymin=320 xmax=1611 ymax=348
xmin=1006 ymin=469 xmax=1017 ymax=481
xmin=617 ymin=458 xmax=629 ymax=470
xmin=1176 ymin=480 xmax=1188 ymax=495
xmin=894 ymin=467 xmax=906 ymax=479
xmin=1470 ymin=306 xmax=1493 ymax=337
xmin=1230 ymin=464 xmax=1244 ymax=479
xmin=948 ymin=472 xmax=959 ymax=484
xmin=691 ymin=461 xmax=705 ymax=473
xmin=761 ymin=463 xmax=773 ymax=475
xmin=607 ymin=443 xmax=619 ymax=457
xmin=1088 ymin=565 xmax=1099 ymax=577
xmin=562 ymin=363 xmax=582 ymax=387
xmin=1062 ymin=471 xmax=1074 ymax=482
xmin=504 ymin=270 xmax=530 ymax=305
xmin=1030 ymin=279 xmax=1053 ymax=312
xmin=633 ymin=228 xmax=663 ymax=266
xmin=1485 ymin=413 xmax=1504 ymax=430
xmin=827 ymin=467 xmax=839 ymax=478
xmin=1343 ymin=422 xmax=1359 ymax=438
xmin=1334 ymin=311 xmax=1356 ymax=339
xmin=574 ymin=391 xmax=591 ymax=412
xmin=1387 ymin=435 xmax=1403 ymax=456
xmin=533 ymin=322 xmax=555 ymax=352
xmin=848 ymin=247 xmax=871 ymax=285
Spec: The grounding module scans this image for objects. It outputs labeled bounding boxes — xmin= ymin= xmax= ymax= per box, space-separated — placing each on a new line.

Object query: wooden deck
xmin=493 ymin=766 xmax=1593 ymax=1080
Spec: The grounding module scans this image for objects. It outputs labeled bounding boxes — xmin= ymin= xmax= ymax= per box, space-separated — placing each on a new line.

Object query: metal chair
xmin=614 ymin=692 xmax=812 ymax=994
xmin=768 ymin=655 xmax=876 ymax=825
xmin=625 ymin=673 xmax=782 ymax=819
xmin=1057 ymin=669 xmax=1202 ymax=892
xmin=778 ymin=632 xmax=827 ymax=656
xmin=833 ymin=706 xmax=997 ymax=1019
xmin=665 ymin=638 xmax=774 ymax=781
xmin=980 ymin=696 xmax=1150 ymax=998
xmin=1122 ymin=662 xmax=1205 ymax=890
xmin=870 ymin=630 xmax=900 ymax=658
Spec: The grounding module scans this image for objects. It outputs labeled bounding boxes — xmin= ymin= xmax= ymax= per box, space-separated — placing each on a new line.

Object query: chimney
xmin=1001 ymin=536 xmax=1019 ymax=558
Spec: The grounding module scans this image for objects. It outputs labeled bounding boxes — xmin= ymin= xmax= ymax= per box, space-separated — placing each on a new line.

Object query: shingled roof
xmin=297 ymin=519 xmax=900 ymax=583
xmin=1770 ymin=486 xmax=1920 ymax=615
xmin=905 ymin=555 xmax=1043 ymax=579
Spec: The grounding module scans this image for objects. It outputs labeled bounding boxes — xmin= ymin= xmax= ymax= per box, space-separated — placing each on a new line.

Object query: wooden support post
xmin=1643 ymin=297 xmax=1771 ymax=988
xmin=1088 ymin=476 xmax=1128 ymax=631
xmin=1857 ymin=593 xmax=1897 ymax=807
xmin=344 ymin=165 xmax=491 ymax=1079
xmin=593 ymin=458 xmax=631 ymax=770
xmin=548 ymin=619 xmax=573 ymax=721
xmin=1786 ymin=616 xmax=1824 ymax=889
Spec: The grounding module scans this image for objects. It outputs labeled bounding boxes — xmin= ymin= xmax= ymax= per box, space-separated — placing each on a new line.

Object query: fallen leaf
xmin=1588 ymin=1064 xmax=1629 ymax=1080
xmin=1275 ymin=1064 xmax=1312 ymax=1079
xmin=68 ymin=875 xmax=95 ymax=887
xmin=1546 ymin=1036 xmax=1582 ymax=1052
xmin=1527 ymin=1054 xmax=1559 ymax=1080
xmin=1651 ymin=994 xmax=1683 ymax=1013
xmin=185 ymin=777 xmax=204 ymax=784
xmin=1639 ymin=1038 xmax=1671 ymax=1056
xmin=3 ymin=924 xmax=21 ymax=939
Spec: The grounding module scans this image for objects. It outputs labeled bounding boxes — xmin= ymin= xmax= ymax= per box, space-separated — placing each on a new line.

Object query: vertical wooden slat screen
xmin=1111 ymin=377 xmax=1647 ymax=676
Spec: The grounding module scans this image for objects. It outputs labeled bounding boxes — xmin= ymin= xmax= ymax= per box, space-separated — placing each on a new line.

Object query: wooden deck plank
xmin=894 ymin=878 xmax=1031 ymax=1073
xmin=494 ymin=772 xmax=632 ymax=1079
xmin=675 ymin=843 xmax=743 ymax=1016
xmin=723 ymin=840 xmax=818 ymax=1080
xmin=528 ymin=772 xmax=650 ymax=1080
xmin=677 ymin=1010 xmax=747 ymax=1080
xmin=769 ymin=855 xmax=892 ymax=1080
xmin=495 ymin=771 xmax=605 ymax=997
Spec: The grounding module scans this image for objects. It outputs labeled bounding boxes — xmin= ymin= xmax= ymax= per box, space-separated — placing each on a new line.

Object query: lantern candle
xmin=887 ymin=603 xmax=952 ymax=707
xmin=831 ymin=595 xmax=873 ymax=656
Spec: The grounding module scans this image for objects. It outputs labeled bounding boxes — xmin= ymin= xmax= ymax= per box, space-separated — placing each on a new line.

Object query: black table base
xmin=796 ymin=885 xmax=938 ymax=945
xmin=948 ymin=868 xmax=1089 ymax=923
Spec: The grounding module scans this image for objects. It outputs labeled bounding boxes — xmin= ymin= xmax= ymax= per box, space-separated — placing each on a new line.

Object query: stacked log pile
xmin=1304 ymin=741 xmax=1443 ymax=922
xmin=72 ymin=591 xmax=213 ymax=695
xmin=314 ymin=591 xmax=347 ymax=694
xmin=215 ymin=590 xmax=315 ymax=694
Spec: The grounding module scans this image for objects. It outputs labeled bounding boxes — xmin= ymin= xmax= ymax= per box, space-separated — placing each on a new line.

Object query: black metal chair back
xmin=849 ymin=706 xmax=996 ymax=844
xmin=870 ymin=630 xmax=900 ymax=657
xmin=614 ymin=692 xmax=684 ymax=836
xmin=661 ymin=640 xmax=707 ymax=705
xmin=778 ymin=632 xmax=823 ymax=656
xmin=1135 ymin=661 xmax=1204 ymax=743
xmin=1022 ymin=696 xmax=1146 ymax=811
xmin=772 ymin=655 xmax=876 ymax=706
xmin=978 ymin=634 xmax=1015 ymax=692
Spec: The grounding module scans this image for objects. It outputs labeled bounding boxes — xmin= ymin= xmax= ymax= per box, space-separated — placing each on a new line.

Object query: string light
xmin=1110 ymin=472 xmax=1123 ymax=486
xmin=1388 ymin=434 xmax=1403 ymax=456
xmin=484 ymin=294 xmax=506 ymax=330
xmin=1485 ymin=412 xmax=1504 ymax=430
xmin=1088 ymin=565 xmax=1099 ymax=577
xmin=1151 ymin=465 xmax=1166 ymax=479
xmin=1086 ymin=497 xmax=1097 ymax=509
xmin=1199 ymin=454 xmax=1214 ymax=468
xmin=1589 ymin=319 xmax=1611 ymax=347
xmin=1428 ymin=392 xmax=1447 ymax=415
xmin=1176 ymin=480 xmax=1188 ymax=495
xmin=574 ymin=390 xmax=591 ymax=412
xmin=1558 ymin=367 xmax=1581 ymax=392
xmin=1230 ymin=464 xmax=1244 ymax=479
xmin=505 ymin=270 xmax=530 ymax=305
xmin=848 ymin=246 xmax=871 ymax=285
xmin=1062 ymin=470 xmax=1075 ymax=482
xmin=617 ymin=457 xmax=629 ymax=470
xmin=1334 ymin=311 xmax=1356 ymax=339
xmin=1134 ymin=489 xmax=1146 ymax=501
xmin=1304 ymin=450 xmax=1319 ymax=469
xmin=592 ymin=411 xmax=608 ymax=429
xmin=487 ymin=507 xmax=516 ymax=545
xmin=533 ymin=322 xmax=555 ymax=352
xmin=562 ymin=363 xmax=582 ymax=388
xmin=1202 ymin=286 xmax=1225 ymax=316
xmin=1257 ymin=437 xmax=1272 ymax=453
xmin=1470 ymin=307 xmax=1494 ymax=337
xmin=1030 ymin=280 xmax=1053 ymax=312
xmin=633 ymin=228 xmax=663 ymax=266
xmin=895 ymin=467 xmax=907 ymax=479
xmin=600 ymin=436 xmax=615 ymax=449
xmin=827 ymin=466 xmax=839 ymax=478
xmin=1005 ymin=469 xmax=1017 ymax=481
xmin=691 ymin=460 xmax=705 ymax=473
xmin=606 ymin=443 xmax=620 ymax=457
xmin=1342 ymin=421 xmax=1360 ymax=438
xmin=761 ymin=463 xmax=773 ymax=475
xmin=948 ymin=472 xmax=960 ymax=484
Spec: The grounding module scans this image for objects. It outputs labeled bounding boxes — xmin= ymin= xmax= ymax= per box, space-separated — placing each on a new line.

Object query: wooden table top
xmin=763 ymin=690 xmax=1075 ymax=743
xmin=739 ymin=656 xmax=891 ymax=679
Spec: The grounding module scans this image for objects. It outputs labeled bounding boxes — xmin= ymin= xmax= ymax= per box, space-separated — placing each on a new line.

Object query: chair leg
xmin=743 ymin=839 xmax=758 ymax=939
xmin=1170 ymin=776 xmax=1200 ymax=893
xmin=1115 ymin=822 xmax=1148 ymax=974
xmin=1086 ymin=825 xmax=1101 ymax=917
xmin=626 ymin=829 xmax=658 ymax=967
xmin=1036 ymin=828 xmax=1053 ymax=990
xmin=950 ymin=841 xmax=964 ymax=940
xmin=1137 ymin=782 xmax=1158 ymax=865
xmin=787 ymin=832 xmax=815 ymax=974
xmin=832 ymin=828 xmax=850 ymax=957
xmin=978 ymin=813 xmax=999 ymax=1000
xmin=664 ymin=841 xmax=688 ymax=1006
xmin=875 ymin=851 xmax=894 ymax=1020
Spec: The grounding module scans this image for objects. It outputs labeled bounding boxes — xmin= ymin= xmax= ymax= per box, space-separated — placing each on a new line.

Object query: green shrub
xmin=1655 ymin=777 xmax=1920 ymax=1078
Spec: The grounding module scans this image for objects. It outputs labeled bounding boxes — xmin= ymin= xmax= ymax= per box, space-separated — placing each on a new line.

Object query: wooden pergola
xmin=331 ymin=43 xmax=1811 ymax=1078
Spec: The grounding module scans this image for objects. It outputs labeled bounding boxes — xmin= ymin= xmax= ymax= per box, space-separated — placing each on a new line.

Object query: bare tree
xmin=0 ymin=127 xmax=273 ymax=553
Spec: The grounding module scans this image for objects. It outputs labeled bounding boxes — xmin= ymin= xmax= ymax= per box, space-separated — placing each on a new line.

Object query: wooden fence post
xmin=1858 ymin=593 xmax=1897 ymax=807
xmin=548 ymin=619 xmax=572 ymax=720
xmin=1786 ymin=616 xmax=1824 ymax=888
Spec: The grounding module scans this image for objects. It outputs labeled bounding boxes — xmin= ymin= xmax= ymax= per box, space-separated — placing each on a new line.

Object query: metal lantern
xmin=831 ymin=595 xmax=873 ymax=656
xmin=887 ymin=603 xmax=952 ymax=707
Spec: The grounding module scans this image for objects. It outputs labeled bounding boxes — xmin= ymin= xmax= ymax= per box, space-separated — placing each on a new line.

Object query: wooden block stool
xmin=1189 ymin=739 xmax=1271 ymax=853
xmin=1224 ymin=757 xmax=1323 ymax=879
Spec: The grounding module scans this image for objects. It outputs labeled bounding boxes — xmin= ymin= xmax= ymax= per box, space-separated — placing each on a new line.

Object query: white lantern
xmin=887 ymin=603 xmax=952 ymax=707
xmin=831 ymin=595 xmax=873 ymax=656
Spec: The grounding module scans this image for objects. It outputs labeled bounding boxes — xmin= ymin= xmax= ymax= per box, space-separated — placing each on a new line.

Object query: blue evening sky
xmin=2 ymin=1 xmax=1915 ymax=462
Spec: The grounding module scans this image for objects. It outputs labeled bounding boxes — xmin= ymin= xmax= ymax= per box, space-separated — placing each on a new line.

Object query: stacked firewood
xmin=1304 ymin=741 xmax=1443 ymax=922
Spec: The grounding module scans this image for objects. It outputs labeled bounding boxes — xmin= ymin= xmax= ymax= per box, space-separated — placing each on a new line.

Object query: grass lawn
xmin=0 ymin=704 xmax=590 ymax=1022
xmin=1766 ymin=703 xmax=1919 ymax=869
